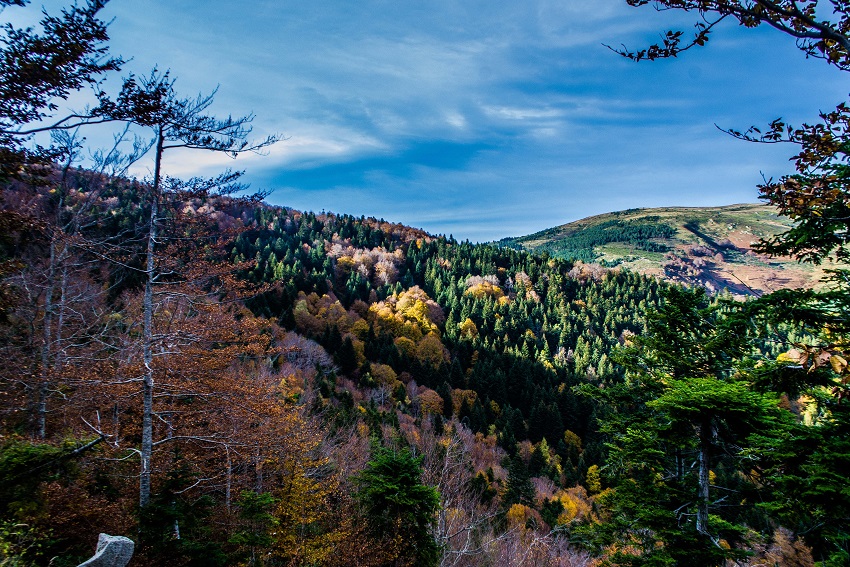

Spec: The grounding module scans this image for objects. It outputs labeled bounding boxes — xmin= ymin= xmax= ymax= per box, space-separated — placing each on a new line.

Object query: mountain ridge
xmin=498 ymin=203 xmax=834 ymax=296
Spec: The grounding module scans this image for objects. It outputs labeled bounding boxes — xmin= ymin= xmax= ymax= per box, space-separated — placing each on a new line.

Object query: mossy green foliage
xmin=0 ymin=440 xmax=66 ymax=518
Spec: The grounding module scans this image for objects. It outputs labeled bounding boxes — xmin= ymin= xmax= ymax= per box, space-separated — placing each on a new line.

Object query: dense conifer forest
xmin=500 ymin=217 xmax=676 ymax=263
xmin=2 ymin=1 xmax=850 ymax=566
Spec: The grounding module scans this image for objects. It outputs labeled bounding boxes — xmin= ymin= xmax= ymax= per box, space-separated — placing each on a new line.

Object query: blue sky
xmin=8 ymin=1 xmax=849 ymax=241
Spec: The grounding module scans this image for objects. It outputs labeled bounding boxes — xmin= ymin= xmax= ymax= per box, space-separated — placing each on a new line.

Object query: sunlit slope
xmin=499 ymin=204 xmax=834 ymax=296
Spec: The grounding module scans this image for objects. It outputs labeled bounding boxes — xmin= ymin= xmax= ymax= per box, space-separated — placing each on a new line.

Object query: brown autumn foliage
xmin=738 ymin=528 xmax=814 ymax=567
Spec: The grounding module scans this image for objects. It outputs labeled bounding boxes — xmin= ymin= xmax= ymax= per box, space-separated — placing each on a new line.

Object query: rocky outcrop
xmin=77 ymin=533 xmax=134 ymax=567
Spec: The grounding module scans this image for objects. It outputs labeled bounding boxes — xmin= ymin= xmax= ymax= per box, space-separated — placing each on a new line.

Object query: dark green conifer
xmin=503 ymin=454 xmax=534 ymax=509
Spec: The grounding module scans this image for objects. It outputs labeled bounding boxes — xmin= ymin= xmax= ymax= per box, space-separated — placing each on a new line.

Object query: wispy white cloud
xmin=483 ymin=106 xmax=564 ymax=121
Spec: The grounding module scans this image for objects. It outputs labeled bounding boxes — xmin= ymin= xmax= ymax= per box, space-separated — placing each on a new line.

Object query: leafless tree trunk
xmin=697 ymin=417 xmax=711 ymax=536
xmin=139 ymin=127 xmax=163 ymax=509
xmin=37 ymin=237 xmax=57 ymax=439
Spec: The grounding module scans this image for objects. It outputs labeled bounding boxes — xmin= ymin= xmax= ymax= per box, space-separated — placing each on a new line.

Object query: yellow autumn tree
xmin=415 ymin=332 xmax=450 ymax=368
xmin=459 ymin=318 xmax=478 ymax=339
xmin=370 ymin=363 xmax=401 ymax=390
xmin=269 ymin=411 xmax=347 ymax=565
xmin=553 ymin=486 xmax=593 ymax=525
xmin=586 ymin=464 xmax=602 ymax=494
xmin=394 ymin=336 xmax=417 ymax=358
xmin=464 ymin=281 xmax=505 ymax=300
xmin=368 ymin=286 xmax=444 ymax=341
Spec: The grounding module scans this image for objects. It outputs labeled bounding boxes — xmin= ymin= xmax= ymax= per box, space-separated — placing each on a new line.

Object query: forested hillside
xmin=2 ymin=168 xmax=848 ymax=566
xmin=2 ymin=1 xmax=850 ymax=567
xmin=0 ymin=162 xmax=647 ymax=563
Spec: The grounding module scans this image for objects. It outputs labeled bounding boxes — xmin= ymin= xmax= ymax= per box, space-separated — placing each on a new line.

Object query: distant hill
xmin=498 ymin=203 xmax=835 ymax=296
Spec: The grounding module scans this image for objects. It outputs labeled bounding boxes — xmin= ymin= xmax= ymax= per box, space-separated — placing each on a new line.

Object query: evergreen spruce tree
xmin=355 ymin=445 xmax=441 ymax=567
xmin=503 ymin=454 xmax=534 ymax=509
xmin=580 ymin=286 xmax=793 ymax=566
xmin=336 ymin=336 xmax=358 ymax=376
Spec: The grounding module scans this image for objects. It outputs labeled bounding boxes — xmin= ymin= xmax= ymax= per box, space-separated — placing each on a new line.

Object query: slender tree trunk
xmin=37 ymin=235 xmax=59 ymax=439
xmin=173 ymin=513 xmax=181 ymax=540
xmin=140 ymin=128 xmax=164 ymax=509
xmin=225 ymin=446 xmax=232 ymax=513
xmin=113 ymin=402 xmax=120 ymax=445
xmin=697 ymin=416 xmax=711 ymax=535
xmin=255 ymin=446 xmax=263 ymax=492
xmin=54 ymin=250 xmax=69 ymax=372
xmin=38 ymin=157 xmax=75 ymax=439
xmin=675 ymin=448 xmax=684 ymax=484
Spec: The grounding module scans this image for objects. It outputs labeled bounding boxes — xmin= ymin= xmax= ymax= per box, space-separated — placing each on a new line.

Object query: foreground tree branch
xmin=618 ymin=1 xmax=850 ymax=68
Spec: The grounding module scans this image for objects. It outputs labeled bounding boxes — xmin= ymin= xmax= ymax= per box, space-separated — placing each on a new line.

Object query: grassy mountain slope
xmin=499 ymin=203 xmax=835 ymax=296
